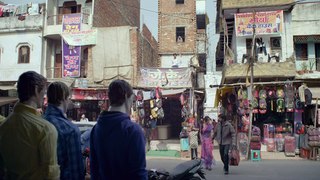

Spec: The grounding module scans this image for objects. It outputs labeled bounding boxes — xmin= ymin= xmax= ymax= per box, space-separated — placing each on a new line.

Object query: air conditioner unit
xmin=257 ymin=54 xmax=268 ymax=62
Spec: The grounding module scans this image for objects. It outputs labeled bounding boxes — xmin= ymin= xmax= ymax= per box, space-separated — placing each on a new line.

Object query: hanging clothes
xmin=298 ymin=84 xmax=306 ymax=103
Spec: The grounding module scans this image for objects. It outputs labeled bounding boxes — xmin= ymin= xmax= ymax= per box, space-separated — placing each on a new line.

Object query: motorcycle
xmin=148 ymin=159 xmax=206 ymax=180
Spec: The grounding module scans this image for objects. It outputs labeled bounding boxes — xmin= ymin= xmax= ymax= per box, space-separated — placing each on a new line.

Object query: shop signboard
xmin=71 ymin=89 xmax=108 ymax=100
xmin=139 ymin=68 xmax=193 ymax=88
xmin=62 ymin=29 xmax=97 ymax=46
xmin=235 ymin=10 xmax=283 ymax=36
xmin=62 ymin=13 xmax=82 ymax=77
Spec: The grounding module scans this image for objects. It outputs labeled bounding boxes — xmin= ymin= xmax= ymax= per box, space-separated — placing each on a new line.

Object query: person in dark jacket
xmin=90 ymin=80 xmax=147 ymax=180
xmin=44 ymin=81 xmax=84 ymax=180
xmin=212 ymin=114 xmax=236 ymax=175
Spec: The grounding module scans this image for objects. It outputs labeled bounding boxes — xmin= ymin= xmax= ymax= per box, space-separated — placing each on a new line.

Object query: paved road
xmin=147 ymin=158 xmax=320 ymax=180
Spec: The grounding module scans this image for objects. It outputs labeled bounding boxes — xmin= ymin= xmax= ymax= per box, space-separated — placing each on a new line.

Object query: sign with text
xmin=139 ymin=68 xmax=193 ymax=88
xmin=235 ymin=10 xmax=283 ymax=36
xmin=62 ymin=29 xmax=97 ymax=46
xmin=62 ymin=13 xmax=82 ymax=77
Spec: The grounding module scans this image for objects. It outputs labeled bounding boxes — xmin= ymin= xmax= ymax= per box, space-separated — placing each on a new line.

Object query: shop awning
xmin=47 ymin=78 xmax=75 ymax=87
xmin=309 ymin=88 xmax=320 ymax=99
xmin=222 ymin=61 xmax=296 ymax=84
xmin=0 ymin=85 xmax=16 ymax=90
xmin=0 ymin=97 xmax=18 ymax=106
xmin=214 ymin=86 xmax=234 ymax=108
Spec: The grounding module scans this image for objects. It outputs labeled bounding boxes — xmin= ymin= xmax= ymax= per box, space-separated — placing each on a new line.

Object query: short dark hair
xmin=47 ymin=81 xmax=70 ymax=106
xmin=204 ymin=116 xmax=211 ymax=123
xmin=17 ymin=71 xmax=47 ymax=102
xmin=108 ymin=80 xmax=133 ymax=107
xmin=218 ymin=114 xmax=227 ymax=121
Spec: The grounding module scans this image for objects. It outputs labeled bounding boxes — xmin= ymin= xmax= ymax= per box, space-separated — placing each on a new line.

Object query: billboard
xmin=62 ymin=13 xmax=82 ymax=77
xmin=235 ymin=10 xmax=283 ymax=36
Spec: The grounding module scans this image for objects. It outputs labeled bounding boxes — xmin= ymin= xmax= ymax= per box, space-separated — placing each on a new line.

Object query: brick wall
xmin=158 ymin=0 xmax=196 ymax=54
xmin=93 ymin=0 xmax=140 ymax=27
xmin=130 ymin=25 xmax=158 ymax=87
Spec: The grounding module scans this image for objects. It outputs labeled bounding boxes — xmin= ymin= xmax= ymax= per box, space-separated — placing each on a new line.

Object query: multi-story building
xmin=0 ymin=3 xmax=46 ymax=116
xmin=0 ymin=0 xmax=158 ymax=121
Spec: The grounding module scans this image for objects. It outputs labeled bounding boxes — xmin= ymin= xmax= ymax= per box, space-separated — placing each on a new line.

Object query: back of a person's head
xmin=17 ymin=71 xmax=46 ymax=102
xmin=108 ymin=80 xmax=133 ymax=107
xmin=47 ymin=81 xmax=70 ymax=106
xmin=219 ymin=114 xmax=227 ymax=122
xmin=204 ymin=116 xmax=211 ymax=123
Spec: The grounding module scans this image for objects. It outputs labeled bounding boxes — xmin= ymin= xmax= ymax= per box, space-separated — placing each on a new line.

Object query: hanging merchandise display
xmin=285 ymin=82 xmax=294 ymax=112
xmin=259 ymin=89 xmax=267 ymax=114
xmin=276 ymin=88 xmax=285 ymax=113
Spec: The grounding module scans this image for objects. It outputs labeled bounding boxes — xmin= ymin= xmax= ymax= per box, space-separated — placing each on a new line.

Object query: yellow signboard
xmin=235 ymin=10 xmax=283 ymax=36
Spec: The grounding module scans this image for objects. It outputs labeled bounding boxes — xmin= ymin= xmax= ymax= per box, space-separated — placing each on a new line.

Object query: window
xmin=270 ymin=37 xmax=281 ymax=50
xmin=176 ymin=0 xmax=184 ymax=4
xmin=176 ymin=27 xmax=185 ymax=42
xmin=18 ymin=46 xmax=30 ymax=64
xmin=295 ymin=43 xmax=308 ymax=60
xmin=197 ymin=15 xmax=206 ymax=29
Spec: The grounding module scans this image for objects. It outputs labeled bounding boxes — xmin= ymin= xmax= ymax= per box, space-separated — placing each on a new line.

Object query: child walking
xmin=189 ymin=126 xmax=199 ymax=159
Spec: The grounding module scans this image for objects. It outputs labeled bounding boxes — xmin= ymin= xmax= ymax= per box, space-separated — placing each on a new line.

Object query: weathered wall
xmin=222 ymin=0 xmax=295 ymax=9
xmin=158 ymin=0 xmax=196 ymax=54
xmin=93 ymin=0 xmax=140 ymax=28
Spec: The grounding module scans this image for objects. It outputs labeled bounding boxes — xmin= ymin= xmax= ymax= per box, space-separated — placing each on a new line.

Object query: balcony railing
xmin=47 ymin=13 xmax=90 ymax=26
xmin=296 ymin=58 xmax=320 ymax=71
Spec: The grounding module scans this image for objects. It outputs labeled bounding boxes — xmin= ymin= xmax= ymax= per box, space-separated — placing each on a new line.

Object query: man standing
xmin=90 ymin=80 xmax=147 ymax=180
xmin=44 ymin=82 xmax=84 ymax=180
xmin=0 ymin=71 xmax=60 ymax=179
xmin=212 ymin=114 xmax=236 ymax=175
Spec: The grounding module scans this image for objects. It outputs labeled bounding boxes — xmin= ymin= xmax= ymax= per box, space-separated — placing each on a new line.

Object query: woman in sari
xmin=201 ymin=116 xmax=215 ymax=170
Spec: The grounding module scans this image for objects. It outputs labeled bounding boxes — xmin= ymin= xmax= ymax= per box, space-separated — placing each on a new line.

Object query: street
xmin=147 ymin=158 xmax=320 ymax=180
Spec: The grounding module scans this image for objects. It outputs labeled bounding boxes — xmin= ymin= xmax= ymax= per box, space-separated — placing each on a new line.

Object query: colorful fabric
xmin=44 ymin=104 xmax=84 ymax=180
xmin=201 ymin=124 xmax=214 ymax=169
xmin=0 ymin=103 xmax=60 ymax=180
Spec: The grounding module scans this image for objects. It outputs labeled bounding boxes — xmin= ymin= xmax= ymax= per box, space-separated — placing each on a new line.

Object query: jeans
xmin=191 ymin=148 xmax=198 ymax=159
xmin=219 ymin=144 xmax=231 ymax=172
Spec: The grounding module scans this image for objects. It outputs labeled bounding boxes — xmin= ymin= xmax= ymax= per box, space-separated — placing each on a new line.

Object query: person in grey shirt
xmin=212 ymin=114 xmax=236 ymax=175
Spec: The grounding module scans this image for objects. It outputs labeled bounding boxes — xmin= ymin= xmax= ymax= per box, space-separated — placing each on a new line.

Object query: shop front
xmin=137 ymin=67 xmax=202 ymax=142
xmin=69 ymin=88 xmax=108 ymax=122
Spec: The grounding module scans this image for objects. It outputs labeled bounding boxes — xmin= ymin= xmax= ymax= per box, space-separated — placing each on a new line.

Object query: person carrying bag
xmin=212 ymin=114 xmax=236 ymax=175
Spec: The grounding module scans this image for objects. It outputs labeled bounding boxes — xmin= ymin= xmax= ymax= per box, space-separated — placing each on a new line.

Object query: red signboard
xmin=71 ymin=88 xmax=108 ymax=100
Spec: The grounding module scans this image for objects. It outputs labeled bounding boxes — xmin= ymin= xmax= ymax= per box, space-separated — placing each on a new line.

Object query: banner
xmin=139 ymin=68 xmax=193 ymax=88
xmin=62 ymin=29 xmax=97 ymax=46
xmin=62 ymin=13 xmax=82 ymax=77
xmin=235 ymin=10 xmax=283 ymax=36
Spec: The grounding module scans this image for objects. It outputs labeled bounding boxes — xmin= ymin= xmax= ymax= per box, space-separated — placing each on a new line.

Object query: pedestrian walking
xmin=201 ymin=116 xmax=215 ymax=170
xmin=189 ymin=125 xmax=199 ymax=159
xmin=212 ymin=114 xmax=236 ymax=175
xmin=0 ymin=71 xmax=60 ymax=179
xmin=90 ymin=80 xmax=147 ymax=180
xmin=44 ymin=81 xmax=84 ymax=180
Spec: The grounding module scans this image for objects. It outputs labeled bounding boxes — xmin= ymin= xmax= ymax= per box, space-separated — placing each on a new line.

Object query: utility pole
xmin=247 ymin=11 xmax=256 ymax=160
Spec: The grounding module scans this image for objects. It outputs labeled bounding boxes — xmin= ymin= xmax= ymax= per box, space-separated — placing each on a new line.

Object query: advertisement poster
xmin=235 ymin=10 xmax=283 ymax=36
xmin=139 ymin=68 xmax=193 ymax=88
xmin=62 ymin=13 xmax=82 ymax=77
xmin=62 ymin=29 xmax=97 ymax=46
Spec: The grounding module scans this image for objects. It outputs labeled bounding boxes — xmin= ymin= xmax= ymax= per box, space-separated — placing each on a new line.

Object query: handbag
xmin=229 ymin=146 xmax=240 ymax=166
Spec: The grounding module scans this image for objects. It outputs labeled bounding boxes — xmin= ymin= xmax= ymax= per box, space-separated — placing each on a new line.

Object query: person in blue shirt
xmin=44 ymin=81 xmax=84 ymax=180
xmin=90 ymin=80 xmax=147 ymax=180
xmin=81 ymin=128 xmax=92 ymax=153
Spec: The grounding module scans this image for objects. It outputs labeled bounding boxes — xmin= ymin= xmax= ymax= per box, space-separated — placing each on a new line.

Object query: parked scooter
xmin=148 ymin=159 xmax=206 ymax=180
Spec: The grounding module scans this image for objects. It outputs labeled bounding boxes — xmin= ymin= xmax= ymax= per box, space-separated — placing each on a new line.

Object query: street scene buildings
xmin=0 ymin=0 xmax=320 ymax=166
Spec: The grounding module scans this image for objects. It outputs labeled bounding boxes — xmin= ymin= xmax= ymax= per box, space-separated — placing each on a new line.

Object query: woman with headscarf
xmin=201 ymin=116 xmax=215 ymax=170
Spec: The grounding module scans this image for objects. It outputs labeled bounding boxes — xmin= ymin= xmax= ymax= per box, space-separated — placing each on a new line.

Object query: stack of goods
xmin=266 ymin=138 xmax=275 ymax=152
xmin=180 ymin=92 xmax=190 ymax=122
xmin=275 ymin=133 xmax=285 ymax=152
xmin=250 ymin=126 xmax=261 ymax=151
xmin=284 ymin=136 xmax=296 ymax=157
xmin=238 ymin=132 xmax=249 ymax=157
xmin=136 ymin=90 xmax=146 ymax=126
xmin=307 ymin=127 xmax=320 ymax=147
xmin=263 ymin=124 xmax=275 ymax=144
